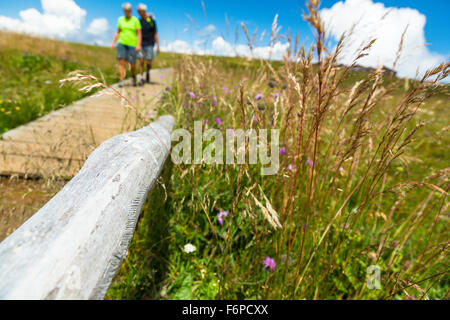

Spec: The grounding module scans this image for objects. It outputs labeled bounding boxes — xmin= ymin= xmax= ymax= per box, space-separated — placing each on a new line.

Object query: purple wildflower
xmin=215 ymin=117 xmax=223 ymax=126
xmin=279 ymin=147 xmax=287 ymax=155
xmin=131 ymin=97 xmax=137 ymax=102
xmin=306 ymin=159 xmax=314 ymax=167
xmin=274 ymin=92 xmax=281 ymax=97
xmin=288 ymin=164 xmax=295 ymax=172
xmin=189 ymin=92 xmax=196 ymax=99
xmin=217 ymin=211 xmax=229 ymax=226
xmin=262 ymin=257 xmax=276 ymax=272
xmin=203 ymin=119 xmax=209 ymax=125
xmin=255 ymin=93 xmax=264 ymax=101
xmin=252 ymin=115 xmax=259 ymax=122
xmin=146 ymin=112 xmax=152 ymax=118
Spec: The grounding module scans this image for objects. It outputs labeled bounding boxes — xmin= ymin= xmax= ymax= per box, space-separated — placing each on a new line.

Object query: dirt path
xmin=0 ymin=176 xmax=66 ymax=241
xmin=0 ymin=68 xmax=172 ymax=241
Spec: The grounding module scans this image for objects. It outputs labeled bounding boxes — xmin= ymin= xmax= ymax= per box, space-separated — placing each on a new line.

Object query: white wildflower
xmin=184 ymin=243 xmax=196 ymax=254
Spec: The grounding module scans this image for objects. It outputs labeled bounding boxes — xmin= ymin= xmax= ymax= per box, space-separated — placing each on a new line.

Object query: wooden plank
xmin=0 ymin=140 xmax=94 ymax=161
xmin=0 ymin=115 xmax=174 ymax=299
xmin=2 ymin=123 xmax=131 ymax=142
xmin=0 ymin=154 xmax=84 ymax=178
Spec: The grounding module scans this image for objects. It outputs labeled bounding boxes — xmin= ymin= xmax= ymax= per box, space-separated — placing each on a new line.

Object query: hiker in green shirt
xmin=110 ymin=3 xmax=142 ymax=87
xmin=137 ymin=3 xmax=160 ymax=85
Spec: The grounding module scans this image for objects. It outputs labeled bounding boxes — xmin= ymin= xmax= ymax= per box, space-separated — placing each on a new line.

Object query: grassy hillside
xmin=0 ymin=31 xmax=179 ymax=134
xmin=107 ymin=57 xmax=448 ymax=299
xmin=0 ymin=20 xmax=448 ymax=300
xmin=106 ymin=4 xmax=449 ymax=300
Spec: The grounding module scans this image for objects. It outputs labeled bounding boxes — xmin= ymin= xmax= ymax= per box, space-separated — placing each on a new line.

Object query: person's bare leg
xmin=119 ymin=59 xmax=127 ymax=80
xmin=146 ymin=60 xmax=152 ymax=83
xmin=130 ymin=63 xmax=137 ymax=86
xmin=140 ymin=59 xmax=145 ymax=78
xmin=139 ymin=59 xmax=146 ymax=85
xmin=119 ymin=59 xmax=126 ymax=87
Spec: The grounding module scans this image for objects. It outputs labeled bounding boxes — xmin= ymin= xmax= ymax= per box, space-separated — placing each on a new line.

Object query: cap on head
xmin=137 ymin=3 xmax=147 ymax=11
xmin=122 ymin=2 xmax=132 ymax=10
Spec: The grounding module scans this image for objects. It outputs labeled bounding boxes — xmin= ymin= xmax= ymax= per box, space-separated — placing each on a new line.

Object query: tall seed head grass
xmin=78 ymin=0 xmax=448 ymax=300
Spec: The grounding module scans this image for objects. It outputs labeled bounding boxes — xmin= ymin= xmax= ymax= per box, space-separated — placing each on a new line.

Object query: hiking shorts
xmin=137 ymin=45 xmax=155 ymax=61
xmin=117 ymin=43 xmax=137 ymax=64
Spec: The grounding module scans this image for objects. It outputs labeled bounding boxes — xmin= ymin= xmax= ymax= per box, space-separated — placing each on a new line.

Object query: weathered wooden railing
xmin=0 ymin=115 xmax=174 ymax=300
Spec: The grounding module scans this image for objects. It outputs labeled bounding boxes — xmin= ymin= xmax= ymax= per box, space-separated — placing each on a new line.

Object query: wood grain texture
xmin=0 ymin=115 xmax=174 ymax=300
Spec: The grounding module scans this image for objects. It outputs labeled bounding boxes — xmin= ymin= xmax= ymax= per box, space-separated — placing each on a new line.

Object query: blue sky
xmin=0 ymin=0 xmax=448 ymax=78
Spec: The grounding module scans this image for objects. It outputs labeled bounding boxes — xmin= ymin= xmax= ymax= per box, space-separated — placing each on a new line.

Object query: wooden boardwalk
xmin=0 ymin=69 xmax=172 ymax=178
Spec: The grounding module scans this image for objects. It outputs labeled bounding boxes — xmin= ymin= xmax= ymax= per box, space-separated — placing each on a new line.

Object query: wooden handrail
xmin=0 ymin=115 xmax=174 ymax=300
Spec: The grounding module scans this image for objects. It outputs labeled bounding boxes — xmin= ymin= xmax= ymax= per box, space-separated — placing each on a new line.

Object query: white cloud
xmin=212 ymin=37 xmax=235 ymax=56
xmin=254 ymin=42 xmax=291 ymax=60
xmin=0 ymin=0 xmax=86 ymax=39
xmin=87 ymin=18 xmax=109 ymax=36
xmin=162 ymin=40 xmax=194 ymax=54
xmin=320 ymin=0 xmax=445 ymax=78
xmin=212 ymin=37 xmax=290 ymax=60
xmin=199 ymin=24 xmax=216 ymax=36
xmin=162 ymin=36 xmax=290 ymax=60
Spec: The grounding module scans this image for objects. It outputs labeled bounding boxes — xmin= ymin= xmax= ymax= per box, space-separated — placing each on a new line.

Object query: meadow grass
xmin=107 ymin=1 xmax=449 ymax=300
xmin=1 ymin=5 xmax=446 ymax=301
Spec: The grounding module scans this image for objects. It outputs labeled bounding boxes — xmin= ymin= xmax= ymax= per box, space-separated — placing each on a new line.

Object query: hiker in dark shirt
xmin=136 ymin=3 xmax=160 ymax=85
